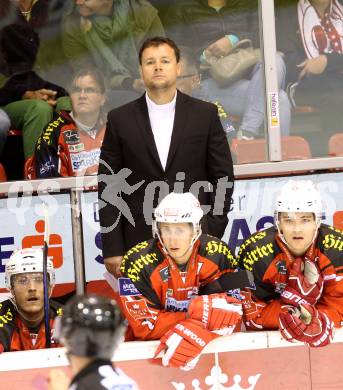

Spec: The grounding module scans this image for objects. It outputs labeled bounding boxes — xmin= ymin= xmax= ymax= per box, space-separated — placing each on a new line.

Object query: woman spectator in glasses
xmin=34 ymin=68 xmax=106 ymax=177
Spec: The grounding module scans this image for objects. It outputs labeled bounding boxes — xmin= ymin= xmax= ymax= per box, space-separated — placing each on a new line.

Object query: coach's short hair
xmin=139 ymin=36 xmax=180 ymax=64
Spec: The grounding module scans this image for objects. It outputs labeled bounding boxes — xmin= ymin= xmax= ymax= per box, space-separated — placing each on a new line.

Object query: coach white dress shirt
xmin=146 ymin=91 xmax=177 ymax=170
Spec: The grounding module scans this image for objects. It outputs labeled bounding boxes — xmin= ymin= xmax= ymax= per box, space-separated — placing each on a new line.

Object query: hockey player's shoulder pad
xmin=119 ymin=239 xmax=164 ymax=310
xmin=318 ymin=224 xmax=343 ymax=269
xmin=198 ymin=234 xmax=236 ymax=268
xmin=0 ymin=299 xmax=16 ymax=326
xmin=50 ymin=299 xmax=63 ymax=318
xmin=0 ymin=300 xmax=17 ymax=352
xmin=237 ymin=227 xmax=280 ymax=272
xmin=120 ymin=239 xmax=164 ymax=283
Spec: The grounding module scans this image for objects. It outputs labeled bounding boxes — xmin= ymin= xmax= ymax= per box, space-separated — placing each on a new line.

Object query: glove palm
xmin=279 ymin=304 xmax=334 ymax=347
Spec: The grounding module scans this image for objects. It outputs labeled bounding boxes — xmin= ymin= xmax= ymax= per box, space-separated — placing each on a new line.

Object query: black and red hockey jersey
xmin=0 ymin=299 xmax=62 ymax=352
xmin=117 ymin=235 xmax=238 ymax=340
xmin=237 ymin=224 xmax=343 ymax=330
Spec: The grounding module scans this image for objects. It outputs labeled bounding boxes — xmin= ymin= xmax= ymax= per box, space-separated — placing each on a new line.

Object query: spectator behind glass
xmin=0 ymin=0 xmax=70 ymax=86
xmin=1 ymin=0 xmax=52 ymax=29
xmin=176 ymin=46 xmax=236 ymax=143
xmin=35 ymin=68 xmax=106 ymax=178
xmin=276 ymin=0 xmax=343 ymax=156
xmin=62 ymin=0 xmax=165 ymax=109
xmin=166 ymin=0 xmax=291 ymax=140
xmin=0 ymin=23 xmax=69 ymax=159
xmin=0 ymin=109 xmax=10 ymax=157
xmin=148 ymin=0 xmax=172 ymax=23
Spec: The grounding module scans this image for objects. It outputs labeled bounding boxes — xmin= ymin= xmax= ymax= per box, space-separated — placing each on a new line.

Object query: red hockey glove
xmin=281 ymin=258 xmax=323 ymax=306
xmin=188 ymin=293 xmax=242 ymax=334
xmin=279 ymin=304 xmax=334 ymax=347
xmin=153 ymin=319 xmax=218 ymax=370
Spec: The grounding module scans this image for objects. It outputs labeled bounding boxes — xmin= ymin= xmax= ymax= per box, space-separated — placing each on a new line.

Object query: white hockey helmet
xmin=274 ymin=180 xmax=323 ymax=226
xmin=152 ymin=192 xmax=204 ymax=238
xmin=5 ymin=248 xmax=55 ymax=291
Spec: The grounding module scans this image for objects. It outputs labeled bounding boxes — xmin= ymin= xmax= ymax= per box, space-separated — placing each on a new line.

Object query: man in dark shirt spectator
xmin=0 ymin=23 xmax=69 ymax=158
xmin=0 ymin=0 xmax=70 ymax=85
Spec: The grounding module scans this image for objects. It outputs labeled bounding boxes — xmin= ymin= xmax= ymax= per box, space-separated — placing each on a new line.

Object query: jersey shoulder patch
xmin=120 ymin=239 xmax=163 ymax=283
xmin=0 ymin=300 xmax=16 ymax=351
xmin=50 ymin=300 xmax=63 ymax=318
xmin=318 ymin=224 xmax=343 ymax=268
xmin=237 ymin=227 xmax=280 ymax=272
xmin=0 ymin=299 xmax=15 ymax=327
xmin=198 ymin=234 xmax=236 ymax=267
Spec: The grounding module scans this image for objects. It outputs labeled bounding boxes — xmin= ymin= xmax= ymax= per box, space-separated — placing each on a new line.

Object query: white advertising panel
xmin=80 ymin=192 xmax=104 ymax=281
xmin=0 ymin=194 xmax=74 ymax=289
xmin=2 ymin=172 xmax=343 ymax=289
xmin=81 ymin=172 xmax=343 ymax=276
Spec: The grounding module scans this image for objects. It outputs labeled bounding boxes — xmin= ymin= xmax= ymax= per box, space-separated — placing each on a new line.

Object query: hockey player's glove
xmin=279 ymin=304 xmax=334 ymax=347
xmin=187 ymin=293 xmax=242 ymax=334
xmin=153 ymin=318 xmax=218 ymax=370
xmin=281 ymin=258 xmax=323 ymax=306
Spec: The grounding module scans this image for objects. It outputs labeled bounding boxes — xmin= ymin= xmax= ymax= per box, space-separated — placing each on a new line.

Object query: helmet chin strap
xmin=9 ymin=290 xmax=19 ymax=312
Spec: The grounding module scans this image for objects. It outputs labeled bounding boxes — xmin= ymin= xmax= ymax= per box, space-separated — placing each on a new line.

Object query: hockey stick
xmin=199 ymin=269 xmax=254 ymax=295
xmin=42 ymin=202 xmax=51 ymax=348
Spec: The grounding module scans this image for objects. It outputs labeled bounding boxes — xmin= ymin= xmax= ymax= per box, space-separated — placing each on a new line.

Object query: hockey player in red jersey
xmin=238 ymin=180 xmax=343 ymax=347
xmin=0 ymin=248 xmax=62 ymax=352
xmin=118 ymin=192 xmax=244 ymax=370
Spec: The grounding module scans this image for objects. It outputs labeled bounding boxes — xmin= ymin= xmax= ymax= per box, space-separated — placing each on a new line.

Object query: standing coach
xmin=98 ymin=37 xmax=234 ymax=277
